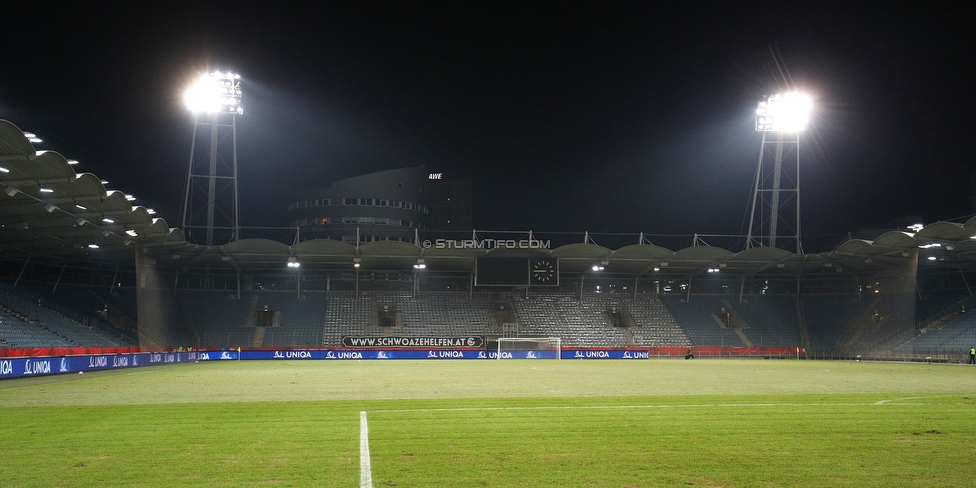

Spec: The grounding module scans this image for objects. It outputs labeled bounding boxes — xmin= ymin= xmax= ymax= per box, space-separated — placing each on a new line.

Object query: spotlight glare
xmin=185 ymin=71 xmax=243 ymax=114
xmin=756 ymin=92 xmax=813 ymax=132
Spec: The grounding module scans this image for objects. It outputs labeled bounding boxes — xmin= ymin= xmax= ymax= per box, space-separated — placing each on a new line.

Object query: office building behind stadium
xmin=286 ymin=167 xmax=472 ymax=245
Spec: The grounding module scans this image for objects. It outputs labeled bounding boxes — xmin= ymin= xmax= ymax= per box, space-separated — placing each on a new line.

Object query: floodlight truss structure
xmin=181 ymin=72 xmax=242 ymax=246
xmin=746 ymin=93 xmax=811 ymax=253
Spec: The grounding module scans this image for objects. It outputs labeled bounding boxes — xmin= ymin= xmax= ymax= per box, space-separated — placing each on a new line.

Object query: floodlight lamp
xmin=39 ymin=188 xmax=54 ymax=193
xmin=756 ymin=92 xmax=813 ymax=132
xmin=185 ymin=71 xmax=243 ymax=115
xmin=67 ymin=160 xmax=79 ymax=165
xmin=0 ymin=165 xmax=9 ymax=173
xmin=908 ymin=223 xmax=924 ymax=232
xmin=88 ymin=243 xmax=99 ymax=249
xmin=126 ymin=230 xmax=138 ymax=237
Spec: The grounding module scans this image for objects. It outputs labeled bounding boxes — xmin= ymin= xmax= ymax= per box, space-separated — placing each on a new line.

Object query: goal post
xmin=496 ymin=337 xmax=561 ymax=359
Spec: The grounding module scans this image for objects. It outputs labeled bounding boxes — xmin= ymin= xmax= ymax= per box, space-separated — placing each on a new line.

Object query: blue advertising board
xmin=0 ymin=351 xmax=205 ymax=380
xmin=1 ymin=347 xmax=651 ymax=379
xmin=563 ymin=349 xmax=649 ymax=359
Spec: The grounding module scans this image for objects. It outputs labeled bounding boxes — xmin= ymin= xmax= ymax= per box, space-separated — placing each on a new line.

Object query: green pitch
xmin=2 ymin=359 xmax=976 ymax=487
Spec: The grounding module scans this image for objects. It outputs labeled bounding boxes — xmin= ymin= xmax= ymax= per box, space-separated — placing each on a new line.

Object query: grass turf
xmin=2 ymin=359 xmax=976 ymax=486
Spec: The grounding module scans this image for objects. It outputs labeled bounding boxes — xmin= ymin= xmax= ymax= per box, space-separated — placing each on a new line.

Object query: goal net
xmin=497 ymin=337 xmax=561 ymax=359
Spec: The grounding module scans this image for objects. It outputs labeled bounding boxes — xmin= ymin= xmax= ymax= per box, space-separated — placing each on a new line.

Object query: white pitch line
xmin=369 ymin=401 xmax=928 ymax=414
xmin=360 ymin=411 xmax=373 ymax=488
xmin=873 ymin=396 xmax=927 ymax=405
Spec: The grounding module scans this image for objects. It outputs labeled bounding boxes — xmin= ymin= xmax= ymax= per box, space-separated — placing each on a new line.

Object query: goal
xmin=496 ymin=337 xmax=561 ymax=359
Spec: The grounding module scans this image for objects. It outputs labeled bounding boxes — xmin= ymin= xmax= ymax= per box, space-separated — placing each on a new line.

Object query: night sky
xmin=1 ymin=2 xmax=973 ymax=252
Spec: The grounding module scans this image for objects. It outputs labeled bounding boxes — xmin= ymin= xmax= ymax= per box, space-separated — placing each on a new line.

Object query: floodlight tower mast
xmin=181 ymin=71 xmax=243 ymax=246
xmin=746 ymin=93 xmax=811 ymax=253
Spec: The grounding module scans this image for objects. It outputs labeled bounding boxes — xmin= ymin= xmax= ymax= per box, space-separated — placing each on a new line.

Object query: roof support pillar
xmin=53 ymin=261 xmax=67 ymax=293
xmin=14 ymin=255 xmax=31 ymax=286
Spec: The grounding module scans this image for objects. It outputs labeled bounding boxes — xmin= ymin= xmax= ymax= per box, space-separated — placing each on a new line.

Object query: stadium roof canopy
xmin=1 ymin=120 xmax=185 ymax=259
xmin=3 ymin=118 xmax=976 ymax=277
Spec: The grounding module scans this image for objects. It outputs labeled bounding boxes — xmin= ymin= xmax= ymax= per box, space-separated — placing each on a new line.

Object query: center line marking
xmin=360 ymin=411 xmax=373 ymax=488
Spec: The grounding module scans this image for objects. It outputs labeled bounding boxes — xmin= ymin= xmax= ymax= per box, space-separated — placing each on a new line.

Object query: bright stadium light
xmin=746 ymin=91 xmax=813 ymax=253
xmin=184 ymin=72 xmax=243 ymax=115
xmin=182 ymin=69 xmax=243 ymax=245
xmin=756 ymin=92 xmax=813 ymax=132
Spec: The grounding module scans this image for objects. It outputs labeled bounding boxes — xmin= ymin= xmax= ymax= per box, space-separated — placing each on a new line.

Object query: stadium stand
xmin=659 ymin=295 xmax=745 ymax=347
xmin=0 ymin=282 xmax=133 ymax=347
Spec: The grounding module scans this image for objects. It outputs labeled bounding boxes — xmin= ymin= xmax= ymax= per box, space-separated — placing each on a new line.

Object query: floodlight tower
xmin=746 ymin=92 xmax=812 ymax=253
xmin=181 ymin=71 xmax=243 ymax=245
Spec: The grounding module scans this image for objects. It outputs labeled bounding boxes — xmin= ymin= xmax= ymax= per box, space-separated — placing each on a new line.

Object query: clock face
xmin=532 ymin=259 xmax=556 ymax=283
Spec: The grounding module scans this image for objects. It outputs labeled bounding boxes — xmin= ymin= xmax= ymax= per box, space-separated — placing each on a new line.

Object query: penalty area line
xmin=360 ymin=411 xmax=373 ymax=488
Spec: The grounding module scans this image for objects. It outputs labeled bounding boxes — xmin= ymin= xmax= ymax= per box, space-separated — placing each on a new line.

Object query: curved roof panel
xmin=872 ymin=231 xmax=917 ymax=249
xmin=293 ymin=239 xmax=357 ymax=257
xmin=550 ymin=243 xmax=613 ymax=260
xmin=671 ymin=246 xmax=734 ymax=262
xmin=834 ymin=239 xmax=876 ymax=255
xmin=610 ymin=244 xmax=674 ymax=261
xmin=359 ymin=240 xmax=422 ymax=258
xmin=422 ymin=246 xmax=487 ymax=258
xmin=222 ymin=238 xmax=290 ymax=256
xmin=0 ymin=120 xmax=35 ymax=158
xmin=731 ymin=247 xmax=795 ymax=262
xmin=915 ymin=221 xmax=972 ymax=241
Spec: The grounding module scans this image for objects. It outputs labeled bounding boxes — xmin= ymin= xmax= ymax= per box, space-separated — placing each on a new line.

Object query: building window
xmin=405 ymin=202 xmax=413 ymax=210
xmin=394 ymin=201 xmax=402 ymax=208
xmin=343 ymin=197 xmax=356 ymax=205
xmin=380 ymin=200 xmax=389 ymax=207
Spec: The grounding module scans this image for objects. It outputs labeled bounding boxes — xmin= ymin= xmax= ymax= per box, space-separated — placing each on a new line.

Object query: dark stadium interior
xmin=2 ymin=3 xmax=976 ymax=363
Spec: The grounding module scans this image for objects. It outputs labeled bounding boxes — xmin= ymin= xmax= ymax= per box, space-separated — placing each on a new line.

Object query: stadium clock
xmin=532 ymin=259 xmax=556 ymax=284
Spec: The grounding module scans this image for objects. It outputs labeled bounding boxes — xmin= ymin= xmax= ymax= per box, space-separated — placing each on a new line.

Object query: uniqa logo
xmin=0 ymin=360 xmax=13 ymax=375
xmin=112 ymin=356 xmax=129 ymax=367
xmin=286 ymin=351 xmax=311 ymax=358
xmin=23 ymin=360 xmax=51 ymax=375
xmin=584 ymin=351 xmax=610 ymax=358
xmin=439 ymin=350 xmax=464 ymax=358
xmin=89 ymin=356 xmax=108 ymax=368
xmin=337 ymin=351 xmax=362 ymax=359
